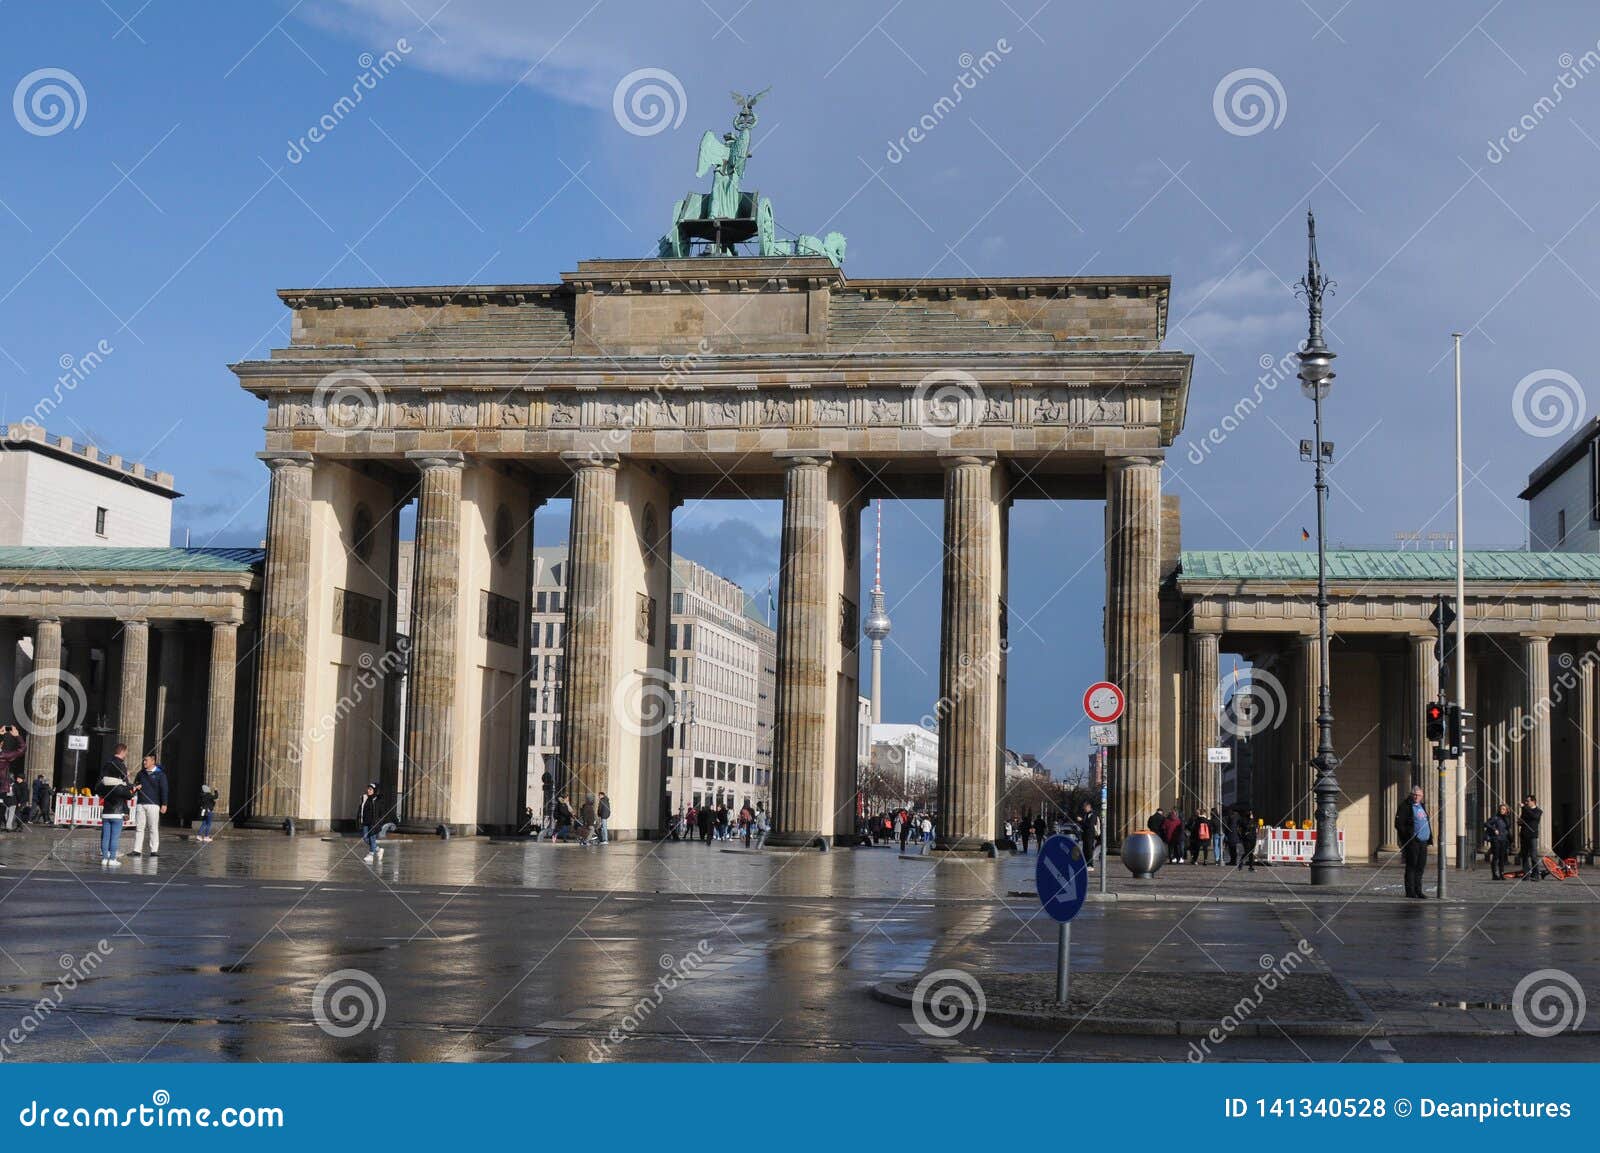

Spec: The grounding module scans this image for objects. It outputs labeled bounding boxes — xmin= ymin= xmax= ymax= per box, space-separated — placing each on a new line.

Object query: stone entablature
xmin=1181 ymin=579 xmax=1600 ymax=635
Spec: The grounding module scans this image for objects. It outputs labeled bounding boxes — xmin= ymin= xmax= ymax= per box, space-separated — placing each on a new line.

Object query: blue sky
xmin=4 ymin=0 xmax=1599 ymax=773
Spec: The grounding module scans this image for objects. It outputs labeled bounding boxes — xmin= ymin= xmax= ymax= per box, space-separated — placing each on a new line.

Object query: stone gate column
xmin=205 ymin=619 xmax=239 ymax=817
xmin=1378 ymin=650 xmax=1403 ymax=851
xmin=24 ymin=617 xmax=61 ymax=787
xmin=559 ymin=452 xmax=620 ymax=807
xmin=1408 ymin=634 xmax=1438 ymax=803
xmin=402 ymin=450 xmax=465 ymax=828
xmin=1184 ymin=631 xmax=1220 ymax=812
xmin=1106 ymin=454 xmax=1161 ymax=844
xmin=1523 ymin=634 xmax=1552 ymax=851
xmin=1294 ymin=633 xmax=1321 ymax=826
xmin=115 ymin=618 xmax=149 ymax=762
xmin=770 ymin=453 xmax=832 ymax=846
xmin=253 ymin=450 xmax=315 ymax=821
xmin=936 ymin=452 xmax=1005 ymax=851
xmin=1578 ymin=655 xmax=1595 ymax=855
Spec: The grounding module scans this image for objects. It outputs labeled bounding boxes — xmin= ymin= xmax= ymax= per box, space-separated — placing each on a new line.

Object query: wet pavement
xmin=0 ymin=826 xmax=1595 ymax=1062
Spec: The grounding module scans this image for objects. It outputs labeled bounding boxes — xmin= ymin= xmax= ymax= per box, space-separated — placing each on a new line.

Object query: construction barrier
xmin=1259 ymin=826 xmax=1345 ymax=864
xmin=53 ymin=794 xmax=103 ymax=827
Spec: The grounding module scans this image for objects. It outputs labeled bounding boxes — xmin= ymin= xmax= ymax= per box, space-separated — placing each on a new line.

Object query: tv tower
xmin=863 ymin=499 xmax=892 ymax=723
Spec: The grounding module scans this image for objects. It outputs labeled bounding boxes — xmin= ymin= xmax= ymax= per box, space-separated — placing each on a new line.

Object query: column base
xmin=764 ymin=832 xmax=832 ymax=851
xmin=932 ymin=842 xmax=999 ymax=859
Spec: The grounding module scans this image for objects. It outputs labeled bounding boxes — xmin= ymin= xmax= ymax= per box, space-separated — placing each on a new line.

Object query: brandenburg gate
xmin=229 ymin=96 xmax=1193 ymax=848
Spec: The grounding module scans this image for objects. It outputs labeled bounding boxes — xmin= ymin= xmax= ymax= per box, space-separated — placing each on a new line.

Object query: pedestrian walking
xmin=596 ymin=791 xmax=611 ymax=845
xmin=579 ymin=794 xmax=598 ymax=846
xmin=357 ymin=782 xmax=384 ymax=863
xmin=1394 ymin=785 xmax=1431 ymax=898
xmin=552 ymin=794 xmax=575 ymax=841
xmin=899 ymin=813 xmax=913 ymax=853
xmin=32 ymin=774 xmax=52 ymax=826
xmin=1078 ymin=801 xmax=1099 ymax=870
xmin=1018 ymin=816 xmax=1032 ymax=854
xmin=1238 ymin=810 xmax=1258 ymax=872
xmin=920 ymin=814 xmax=934 ymax=853
xmin=130 ymin=754 xmax=168 ymax=857
xmin=739 ymin=801 xmax=755 ymax=847
xmin=1518 ymin=795 xmax=1544 ymax=881
xmin=1189 ymin=811 xmax=1212 ymax=865
xmin=97 ymin=744 xmax=133 ymax=866
xmin=1484 ymin=803 xmax=1512 ymax=881
xmin=1210 ymin=809 xmax=1224 ymax=864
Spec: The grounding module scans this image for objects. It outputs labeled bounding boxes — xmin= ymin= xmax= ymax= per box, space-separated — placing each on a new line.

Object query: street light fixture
xmin=1296 ymin=210 xmax=1343 ymax=886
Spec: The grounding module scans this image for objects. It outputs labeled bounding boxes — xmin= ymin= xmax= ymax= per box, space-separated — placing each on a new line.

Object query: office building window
xmin=95 ymin=507 xmax=108 ymax=536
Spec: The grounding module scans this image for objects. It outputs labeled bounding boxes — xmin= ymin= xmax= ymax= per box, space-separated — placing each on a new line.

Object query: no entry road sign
xmin=1083 ymin=682 xmax=1124 ymax=724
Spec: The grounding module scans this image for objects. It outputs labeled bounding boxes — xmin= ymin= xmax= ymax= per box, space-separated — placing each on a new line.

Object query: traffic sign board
xmin=1206 ymin=746 xmax=1231 ymax=764
xmin=1089 ymin=723 xmax=1118 ymax=746
xmin=1036 ymin=834 xmax=1089 ymax=924
xmin=66 ymin=734 xmax=89 ymax=751
xmin=1083 ymin=682 xmax=1125 ymax=724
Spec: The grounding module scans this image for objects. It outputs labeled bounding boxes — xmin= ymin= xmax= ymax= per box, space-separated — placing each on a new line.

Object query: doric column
xmin=1408 ymin=634 xmax=1438 ymax=803
xmin=1184 ymin=631 xmax=1221 ymax=812
xmin=152 ymin=622 xmax=185 ymax=763
xmin=558 ymin=452 xmax=620 ymax=807
xmin=1293 ymin=633 xmax=1321 ymax=825
xmin=205 ymin=620 xmax=239 ymax=817
xmin=23 ymin=618 xmax=62 ymax=786
xmin=1578 ymin=655 xmax=1595 ymax=855
xmin=770 ymin=453 xmax=832 ymax=843
xmin=252 ymin=450 xmax=315 ymax=821
xmin=1523 ymin=634 xmax=1552 ymax=851
xmin=936 ymin=453 xmax=1003 ymax=850
xmin=115 ymin=618 xmax=149 ymax=761
xmin=402 ymin=450 xmax=466 ymax=827
xmin=1106 ymin=455 xmax=1162 ymax=843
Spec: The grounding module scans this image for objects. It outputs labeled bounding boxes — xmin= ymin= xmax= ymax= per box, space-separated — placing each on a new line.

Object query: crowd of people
xmin=1147 ymin=806 xmax=1260 ymax=870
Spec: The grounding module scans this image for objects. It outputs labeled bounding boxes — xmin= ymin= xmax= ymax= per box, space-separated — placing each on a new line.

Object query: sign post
xmin=1083 ymin=684 xmax=1123 ymax=898
xmin=1036 ymin=833 xmax=1089 ymax=1004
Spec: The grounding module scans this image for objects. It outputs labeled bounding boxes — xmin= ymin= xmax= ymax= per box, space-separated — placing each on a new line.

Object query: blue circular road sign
xmin=1036 ymin=834 xmax=1089 ymax=923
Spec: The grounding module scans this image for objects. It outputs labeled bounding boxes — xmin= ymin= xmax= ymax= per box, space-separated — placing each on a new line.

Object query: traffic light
xmin=1426 ymin=702 xmax=1446 ymax=743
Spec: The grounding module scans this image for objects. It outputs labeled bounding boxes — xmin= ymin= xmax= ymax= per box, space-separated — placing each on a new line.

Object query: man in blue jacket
xmin=130 ymin=753 xmax=168 ymax=857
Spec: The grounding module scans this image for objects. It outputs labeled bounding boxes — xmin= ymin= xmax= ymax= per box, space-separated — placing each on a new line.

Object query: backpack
xmin=1197 ymin=821 xmax=1210 ymax=840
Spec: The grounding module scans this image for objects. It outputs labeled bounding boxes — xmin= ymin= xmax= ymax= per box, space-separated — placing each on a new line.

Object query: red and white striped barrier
xmin=1260 ymin=826 xmax=1345 ymax=864
xmin=53 ymin=795 xmax=103 ymax=827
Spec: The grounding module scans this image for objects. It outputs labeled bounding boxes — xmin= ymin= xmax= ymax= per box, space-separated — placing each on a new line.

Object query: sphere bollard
xmin=1120 ymin=830 xmax=1165 ymax=878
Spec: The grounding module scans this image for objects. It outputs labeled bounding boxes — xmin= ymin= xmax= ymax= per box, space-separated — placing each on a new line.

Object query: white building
xmin=865 ymin=722 xmax=938 ymax=809
xmin=1521 ymin=419 xmax=1600 ymax=550
xmin=0 ymin=425 xmax=176 ymax=547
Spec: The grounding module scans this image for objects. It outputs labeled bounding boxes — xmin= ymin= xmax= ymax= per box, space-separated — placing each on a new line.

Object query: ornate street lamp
xmin=1296 ymin=210 xmax=1343 ymax=885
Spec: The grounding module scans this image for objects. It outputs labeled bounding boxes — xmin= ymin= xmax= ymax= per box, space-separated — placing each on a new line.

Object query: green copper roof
xmin=0 ymin=547 xmax=264 ymax=573
xmin=1179 ymin=550 xmax=1600 ymax=583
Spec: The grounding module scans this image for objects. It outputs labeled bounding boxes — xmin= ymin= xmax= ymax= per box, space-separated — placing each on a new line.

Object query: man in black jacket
xmin=97 ymin=744 xmax=133 ymax=866
xmin=1518 ymin=795 xmax=1544 ymax=881
xmin=130 ymin=754 xmax=168 ymax=857
xmin=1394 ymin=785 xmax=1432 ymax=898
xmin=1484 ymin=803 xmax=1513 ymax=880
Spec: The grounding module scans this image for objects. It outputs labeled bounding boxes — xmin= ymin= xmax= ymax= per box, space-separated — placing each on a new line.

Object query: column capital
xmin=774 ymin=450 xmax=832 ymax=469
xmin=558 ymin=449 xmax=620 ymax=471
xmin=116 ymin=615 xmax=149 ymax=627
xmin=32 ymin=616 xmax=61 ymax=627
xmin=257 ymin=449 xmax=315 ymax=472
xmin=211 ymin=617 xmax=242 ymax=632
xmin=1520 ymin=632 xmax=1553 ymax=645
xmin=1107 ymin=451 xmax=1164 ymax=468
xmin=937 ymin=449 xmax=997 ymax=469
xmin=406 ymin=449 xmax=467 ymax=472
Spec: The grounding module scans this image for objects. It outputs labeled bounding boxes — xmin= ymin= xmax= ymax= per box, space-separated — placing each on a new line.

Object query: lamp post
xmin=1297 ymin=210 xmax=1343 ymax=885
